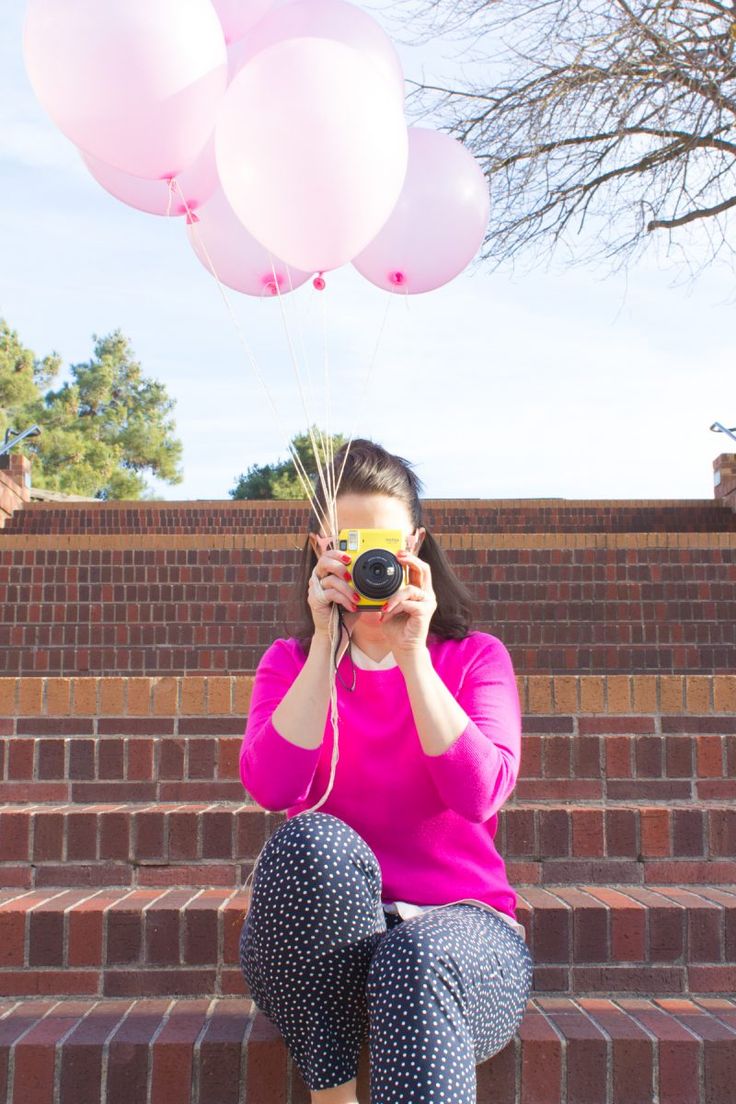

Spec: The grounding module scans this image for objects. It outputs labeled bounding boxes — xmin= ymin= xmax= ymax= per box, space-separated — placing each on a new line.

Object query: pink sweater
xmin=239 ymin=630 xmax=523 ymax=926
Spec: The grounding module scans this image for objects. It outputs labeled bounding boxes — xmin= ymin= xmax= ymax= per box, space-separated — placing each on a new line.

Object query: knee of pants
xmin=366 ymin=921 xmax=428 ymax=1002
xmin=249 ymin=809 xmax=381 ymax=885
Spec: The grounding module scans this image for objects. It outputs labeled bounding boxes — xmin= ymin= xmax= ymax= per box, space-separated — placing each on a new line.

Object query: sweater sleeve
xmin=239 ymin=639 xmax=324 ymax=812
xmin=422 ymin=635 xmax=522 ymax=823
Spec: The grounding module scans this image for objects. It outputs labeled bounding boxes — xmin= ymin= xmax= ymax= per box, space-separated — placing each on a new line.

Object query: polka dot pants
xmin=239 ymin=811 xmax=534 ymax=1101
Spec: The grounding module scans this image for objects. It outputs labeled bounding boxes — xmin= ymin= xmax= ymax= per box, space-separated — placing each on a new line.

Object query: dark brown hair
xmin=293 ymin=438 xmax=474 ymax=653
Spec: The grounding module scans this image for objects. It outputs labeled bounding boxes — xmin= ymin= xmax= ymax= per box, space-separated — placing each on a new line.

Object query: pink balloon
xmin=23 ymin=0 xmax=227 ymax=179
xmin=228 ymin=0 xmax=404 ymax=103
xmin=216 ymin=37 xmax=408 ymax=273
xmin=353 ymin=127 xmax=490 ymax=294
xmin=186 ymin=185 xmax=311 ymax=296
xmin=81 ymin=137 xmax=219 ymax=217
xmin=211 ymin=0 xmax=277 ymax=45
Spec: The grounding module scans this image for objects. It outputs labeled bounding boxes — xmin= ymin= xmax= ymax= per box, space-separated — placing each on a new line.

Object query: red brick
xmin=59 ymin=999 xmax=135 ymax=1102
xmin=582 ymin=887 xmax=647 ymax=963
xmin=0 ymin=813 xmax=30 ymax=861
xmin=98 ymin=812 xmax=130 ymax=861
xmin=196 ymin=998 xmax=250 ymax=1104
xmin=150 ymin=998 xmax=211 ymax=1104
xmin=672 ymin=808 xmax=705 ymax=858
xmin=145 ymin=888 xmax=198 ymax=966
xmin=105 ymin=999 xmax=170 ymax=1104
xmin=519 ymin=1007 xmax=563 ymax=1104
xmin=67 ymin=892 xmax=118 ymax=967
xmin=537 ymin=809 xmax=570 ymax=857
xmin=571 ymin=809 xmax=603 ymax=859
xmin=542 ymin=1000 xmax=608 ymax=1103
xmin=618 ymin=998 xmax=701 ymax=1104
xmin=134 ymin=810 xmax=166 ymax=860
xmin=579 ymin=998 xmax=655 ymax=1104
xmin=7 ymin=742 xmax=33 ymax=781
xmin=106 ymin=890 xmax=163 ymax=964
xmin=640 ymin=808 xmax=670 ymax=857
xmin=11 ymin=1001 xmax=91 ymax=1104
xmin=66 ymin=810 xmax=98 ymax=861
xmin=127 ymin=739 xmax=154 ymax=781
xmin=0 ymin=970 xmax=98 ymax=996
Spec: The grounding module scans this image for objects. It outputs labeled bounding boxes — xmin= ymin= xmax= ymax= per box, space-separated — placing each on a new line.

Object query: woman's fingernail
xmin=341 ymin=555 xmax=351 ymax=564
xmin=353 ymin=592 xmax=361 ymax=602
xmin=344 ymin=571 xmax=351 ymax=581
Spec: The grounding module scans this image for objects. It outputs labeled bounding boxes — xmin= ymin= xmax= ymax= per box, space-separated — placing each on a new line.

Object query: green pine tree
xmin=0 ymin=320 xmax=183 ymax=499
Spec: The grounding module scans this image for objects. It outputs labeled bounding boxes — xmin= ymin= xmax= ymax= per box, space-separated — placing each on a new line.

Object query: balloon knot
xmin=389 ymin=271 xmax=406 ymax=286
xmin=263 ymin=273 xmax=283 ymax=296
xmin=313 ymin=274 xmax=326 ymax=291
xmin=186 ymin=210 xmax=200 ymax=225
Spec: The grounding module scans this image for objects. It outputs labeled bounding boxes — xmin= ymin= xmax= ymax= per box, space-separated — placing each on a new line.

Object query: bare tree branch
xmin=405 ymin=0 xmax=736 ymax=272
xmin=647 ymin=191 xmax=736 ymax=227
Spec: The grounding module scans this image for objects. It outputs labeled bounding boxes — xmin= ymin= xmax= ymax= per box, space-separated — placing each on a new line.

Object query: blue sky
xmin=1 ymin=0 xmax=733 ymax=501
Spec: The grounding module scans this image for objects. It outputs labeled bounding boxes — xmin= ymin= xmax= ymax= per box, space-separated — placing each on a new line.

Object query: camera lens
xmin=353 ymin=548 xmax=403 ymax=600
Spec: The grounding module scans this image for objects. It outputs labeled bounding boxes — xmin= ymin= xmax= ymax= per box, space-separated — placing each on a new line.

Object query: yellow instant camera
xmin=336 ymin=528 xmax=409 ymax=609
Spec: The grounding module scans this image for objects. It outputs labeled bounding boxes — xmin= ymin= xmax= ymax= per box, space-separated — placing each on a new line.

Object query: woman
xmin=238 ymin=439 xmax=533 ymax=1104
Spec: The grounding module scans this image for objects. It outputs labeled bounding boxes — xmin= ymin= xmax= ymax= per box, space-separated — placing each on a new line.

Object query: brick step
xmin=2 ymin=726 xmax=734 ymax=804
xmin=5 ymin=585 xmax=736 ymax=629
xmin=3 ymin=544 xmax=735 ymax=675
xmin=5 ymin=496 xmax=735 ymax=533
xmin=4 ymin=534 xmax=736 ymax=554
xmin=0 ymin=994 xmax=734 ymax=1104
xmin=0 ymin=884 xmax=734 ymax=1000
xmin=4 ymin=637 xmax=735 ymax=678
xmin=4 ymin=639 xmax=736 ymax=680
xmin=1 ymin=803 xmax=735 ymax=890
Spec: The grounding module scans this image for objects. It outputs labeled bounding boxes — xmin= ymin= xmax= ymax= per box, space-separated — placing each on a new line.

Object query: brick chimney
xmin=0 ymin=450 xmax=31 ymax=527
xmin=713 ymin=453 xmax=736 ymax=507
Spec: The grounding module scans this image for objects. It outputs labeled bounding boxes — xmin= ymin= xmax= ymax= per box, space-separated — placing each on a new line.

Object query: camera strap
xmin=333 ymin=607 xmax=357 ymax=692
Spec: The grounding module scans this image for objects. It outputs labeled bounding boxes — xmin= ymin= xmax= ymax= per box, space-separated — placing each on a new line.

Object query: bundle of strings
xmin=239 ymin=429 xmax=351 ymax=899
xmin=168 ymin=179 xmax=389 ymax=902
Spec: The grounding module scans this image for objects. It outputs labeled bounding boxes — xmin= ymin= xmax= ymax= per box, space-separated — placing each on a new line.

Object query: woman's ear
xmin=309 ymin=532 xmax=332 ymax=557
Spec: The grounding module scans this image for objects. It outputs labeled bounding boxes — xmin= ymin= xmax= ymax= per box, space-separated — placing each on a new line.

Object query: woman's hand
xmin=378 ymin=549 xmax=437 ymax=663
xmin=308 ymin=537 xmax=360 ymax=637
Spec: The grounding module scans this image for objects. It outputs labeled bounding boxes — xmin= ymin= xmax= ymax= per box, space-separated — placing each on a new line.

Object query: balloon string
xmin=172 ymin=181 xmax=350 ymax=887
xmin=319 ymin=285 xmax=332 ymax=514
xmin=174 ymin=180 xmax=395 ymax=884
xmin=281 ymin=258 xmax=320 ymax=443
xmin=334 ymin=293 xmax=394 ymax=500
xmin=165 ymin=177 xmax=175 ymax=218
xmin=170 ymin=179 xmax=326 ymax=525
xmin=267 ymin=254 xmax=336 ymax=539
xmin=266 ymin=259 xmax=353 ymax=822
xmin=299 ymin=289 xmax=395 ymax=822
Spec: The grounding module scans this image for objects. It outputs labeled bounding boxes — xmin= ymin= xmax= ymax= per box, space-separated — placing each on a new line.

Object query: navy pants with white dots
xmin=239 ymin=811 xmax=533 ymax=1102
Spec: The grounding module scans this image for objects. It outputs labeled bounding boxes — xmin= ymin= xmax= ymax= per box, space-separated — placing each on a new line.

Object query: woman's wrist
xmin=395 ymin=642 xmax=432 ymax=675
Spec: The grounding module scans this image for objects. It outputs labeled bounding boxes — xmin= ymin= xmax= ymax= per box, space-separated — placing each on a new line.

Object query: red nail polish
xmin=341 ymin=555 xmax=351 ymax=564
xmin=344 ymin=571 xmax=351 ymax=581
